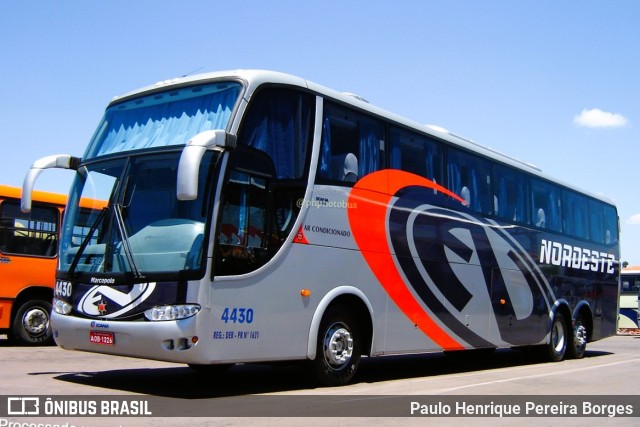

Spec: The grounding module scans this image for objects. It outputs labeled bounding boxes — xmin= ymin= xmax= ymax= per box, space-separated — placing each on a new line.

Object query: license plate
xmin=89 ymin=330 xmax=114 ymax=345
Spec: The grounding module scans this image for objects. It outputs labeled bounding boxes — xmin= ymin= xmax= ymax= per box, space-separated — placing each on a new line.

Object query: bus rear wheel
xmin=12 ymin=299 xmax=53 ymax=345
xmin=312 ymin=307 xmax=361 ymax=386
xmin=545 ymin=312 xmax=567 ymax=362
xmin=567 ymin=314 xmax=588 ymax=359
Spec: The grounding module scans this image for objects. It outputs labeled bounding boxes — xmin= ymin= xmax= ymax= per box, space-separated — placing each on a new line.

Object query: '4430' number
xmin=221 ymin=307 xmax=254 ymax=324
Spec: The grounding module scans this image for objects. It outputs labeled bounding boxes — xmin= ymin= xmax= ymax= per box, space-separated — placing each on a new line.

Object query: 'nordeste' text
xmin=539 ymin=239 xmax=615 ymax=274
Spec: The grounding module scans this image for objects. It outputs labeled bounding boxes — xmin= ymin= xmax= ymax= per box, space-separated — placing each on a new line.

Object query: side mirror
xmin=22 ymin=154 xmax=79 ymax=212
xmin=177 ymin=130 xmax=236 ymax=201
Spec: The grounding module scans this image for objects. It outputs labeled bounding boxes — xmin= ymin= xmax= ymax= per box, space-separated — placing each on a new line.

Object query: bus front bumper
xmin=50 ymin=311 xmax=212 ymax=365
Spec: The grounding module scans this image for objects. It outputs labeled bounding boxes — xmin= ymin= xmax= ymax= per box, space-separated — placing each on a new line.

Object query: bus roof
xmin=0 ymin=184 xmax=67 ymax=206
xmin=1 ymin=184 xmax=107 ymax=211
xmin=108 ymin=69 xmax=616 ymax=207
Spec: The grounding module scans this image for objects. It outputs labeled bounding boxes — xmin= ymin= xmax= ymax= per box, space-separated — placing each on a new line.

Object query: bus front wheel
xmin=12 ymin=299 xmax=53 ymax=345
xmin=312 ymin=306 xmax=361 ymax=386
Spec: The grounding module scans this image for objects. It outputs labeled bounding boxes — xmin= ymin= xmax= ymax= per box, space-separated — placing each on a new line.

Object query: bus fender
xmin=572 ymin=300 xmax=592 ymax=320
xmin=306 ymin=286 xmax=375 ymax=360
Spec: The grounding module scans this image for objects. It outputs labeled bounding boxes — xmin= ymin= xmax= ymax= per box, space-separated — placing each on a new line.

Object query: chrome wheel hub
xmin=23 ymin=308 xmax=48 ymax=335
xmin=574 ymin=323 xmax=587 ymax=348
xmin=324 ymin=324 xmax=353 ymax=368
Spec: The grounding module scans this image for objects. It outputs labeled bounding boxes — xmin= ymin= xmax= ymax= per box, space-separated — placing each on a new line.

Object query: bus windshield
xmin=60 ymin=151 xmax=219 ymax=279
xmin=56 ymin=81 xmax=242 ymax=280
xmin=84 ymin=82 xmax=242 ymax=159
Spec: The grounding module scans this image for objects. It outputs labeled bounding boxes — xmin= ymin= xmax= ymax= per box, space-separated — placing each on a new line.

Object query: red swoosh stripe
xmin=347 ymin=169 xmax=464 ymax=350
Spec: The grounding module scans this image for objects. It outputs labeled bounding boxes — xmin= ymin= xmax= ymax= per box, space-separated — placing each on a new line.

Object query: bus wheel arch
xmin=307 ymin=288 xmax=374 ymax=386
xmin=11 ymin=287 xmax=54 ymax=346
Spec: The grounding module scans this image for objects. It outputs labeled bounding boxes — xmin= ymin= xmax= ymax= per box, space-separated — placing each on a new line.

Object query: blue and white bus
xmin=22 ymin=70 xmax=620 ymax=385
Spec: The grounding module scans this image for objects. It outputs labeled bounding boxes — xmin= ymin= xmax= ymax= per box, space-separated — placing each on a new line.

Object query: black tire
xmin=545 ymin=312 xmax=568 ymax=362
xmin=12 ymin=299 xmax=53 ymax=345
xmin=566 ymin=314 xmax=588 ymax=359
xmin=312 ymin=306 xmax=361 ymax=386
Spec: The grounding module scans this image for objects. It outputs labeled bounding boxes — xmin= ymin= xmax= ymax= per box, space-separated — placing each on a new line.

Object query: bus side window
xmin=531 ymin=179 xmax=562 ymax=232
xmin=603 ymin=204 xmax=618 ymax=245
xmin=563 ymin=190 xmax=589 ymax=240
xmin=318 ymin=103 xmax=384 ymax=184
xmin=588 ymin=199 xmax=605 ymax=244
xmin=238 ymin=88 xmax=314 ymax=180
xmin=0 ymin=200 xmax=58 ymax=257
xmin=493 ymin=164 xmax=527 ymax=223
xmin=389 ymin=126 xmax=444 ymax=184
xmin=447 ymin=148 xmax=492 ymax=214
xmin=237 ymin=87 xmax=314 ymax=245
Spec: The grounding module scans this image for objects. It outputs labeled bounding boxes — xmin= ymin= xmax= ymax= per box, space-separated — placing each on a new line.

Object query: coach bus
xmin=619 ymin=266 xmax=640 ymax=329
xmin=21 ymin=70 xmax=620 ymax=385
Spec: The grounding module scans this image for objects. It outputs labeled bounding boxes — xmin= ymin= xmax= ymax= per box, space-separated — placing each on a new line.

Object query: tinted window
xmin=447 ymin=149 xmax=492 ymax=214
xmin=531 ymin=179 xmax=562 ymax=232
xmin=588 ymin=199 xmax=605 ymax=244
xmin=493 ymin=164 xmax=528 ymax=223
xmin=318 ymin=103 xmax=384 ymax=184
xmin=389 ymin=127 xmax=444 ymax=184
xmin=238 ymin=88 xmax=314 ymax=180
xmin=563 ymin=191 xmax=589 ymax=239
xmin=603 ymin=204 xmax=618 ymax=245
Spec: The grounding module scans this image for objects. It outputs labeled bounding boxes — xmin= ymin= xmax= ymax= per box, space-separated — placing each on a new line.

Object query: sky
xmin=1 ymin=1 xmax=640 ymax=263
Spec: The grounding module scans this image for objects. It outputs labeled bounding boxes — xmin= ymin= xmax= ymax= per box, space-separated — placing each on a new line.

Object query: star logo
xmin=97 ymin=299 xmax=108 ymax=315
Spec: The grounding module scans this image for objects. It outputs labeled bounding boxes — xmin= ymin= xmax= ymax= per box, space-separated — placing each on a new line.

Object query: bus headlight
xmin=144 ymin=304 xmax=201 ymax=321
xmin=53 ymin=298 xmax=73 ymax=315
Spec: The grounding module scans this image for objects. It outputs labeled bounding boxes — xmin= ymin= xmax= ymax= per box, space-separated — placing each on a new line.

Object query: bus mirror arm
xmin=21 ymin=154 xmax=80 ymax=213
xmin=177 ymin=130 xmax=236 ymax=201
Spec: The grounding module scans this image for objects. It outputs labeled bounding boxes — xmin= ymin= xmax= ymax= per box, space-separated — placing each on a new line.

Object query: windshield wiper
xmin=112 ymin=203 xmax=143 ymax=278
xmin=69 ymin=207 xmax=108 ymax=277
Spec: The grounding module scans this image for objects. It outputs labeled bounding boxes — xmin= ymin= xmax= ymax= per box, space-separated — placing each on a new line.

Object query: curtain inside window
xmin=319 ymin=116 xmax=332 ymax=179
xmin=87 ymin=83 xmax=241 ymax=159
xmin=241 ymin=91 xmax=312 ymax=179
xmin=358 ymin=119 xmax=380 ymax=177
